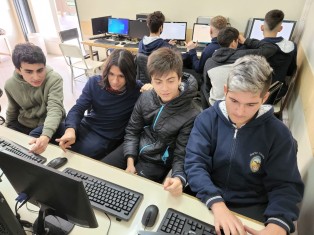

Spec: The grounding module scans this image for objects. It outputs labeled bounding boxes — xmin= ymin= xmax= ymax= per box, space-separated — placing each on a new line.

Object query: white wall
xmin=76 ymin=0 xmax=304 ymax=32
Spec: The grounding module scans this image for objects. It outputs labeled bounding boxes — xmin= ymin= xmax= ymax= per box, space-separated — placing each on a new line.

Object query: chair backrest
xmin=59 ymin=28 xmax=83 ymax=51
xmin=136 ymin=53 xmax=150 ymax=84
xmin=265 ymin=81 xmax=283 ymax=105
xmin=59 ymin=43 xmax=88 ymax=69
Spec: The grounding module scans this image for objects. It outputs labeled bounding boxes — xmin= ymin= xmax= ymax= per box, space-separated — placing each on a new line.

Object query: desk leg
xmin=88 ymin=45 xmax=93 ymax=60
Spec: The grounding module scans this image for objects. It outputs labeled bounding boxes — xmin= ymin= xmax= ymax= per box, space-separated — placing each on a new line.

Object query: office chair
xmin=135 ymin=53 xmax=150 ymax=84
xmin=265 ymin=81 xmax=284 ymax=105
xmin=59 ymin=43 xmax=104 ymax=92
xmin=59 ymin=28 xmax=99 ymax=61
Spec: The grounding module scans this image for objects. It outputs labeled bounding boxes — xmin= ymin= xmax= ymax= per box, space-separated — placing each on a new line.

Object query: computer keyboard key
xmin=63 ymin=167 xmax=143 ymax=221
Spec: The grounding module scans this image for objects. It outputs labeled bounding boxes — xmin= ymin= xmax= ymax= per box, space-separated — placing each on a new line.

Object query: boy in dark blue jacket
xmin=185 ymin=55 xmax=303 ymax=235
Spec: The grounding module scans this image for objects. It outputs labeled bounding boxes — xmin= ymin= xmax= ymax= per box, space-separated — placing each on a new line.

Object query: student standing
xmin=4 ymin=42 xmax=65 ymax=154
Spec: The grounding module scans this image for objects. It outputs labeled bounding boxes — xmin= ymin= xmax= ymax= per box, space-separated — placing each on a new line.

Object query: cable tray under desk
xmin=62 ymin=167 xmax=143 ymax=221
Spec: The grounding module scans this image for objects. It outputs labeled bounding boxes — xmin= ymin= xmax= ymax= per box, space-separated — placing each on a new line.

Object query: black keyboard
xmin=0 ymin=137 xmax=47 ymax=164
xmin=124 ymin=43 xmax=139 ymax=48
xmin=94 ymin=38 xmax=119 ymax=45
xmin=62 ymin=167 xmax=143 ymax=221
xmin=157 ymin=208 xmax=221 ymax=235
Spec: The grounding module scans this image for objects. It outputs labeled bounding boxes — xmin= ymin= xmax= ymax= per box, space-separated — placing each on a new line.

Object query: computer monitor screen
xmin=246 ymin=18 xmax=296 ymax=40
xmin=160 ymin=22 xmax=187 ymax=41
xmin=192 ymin=23 xmax=211 ymax=44
xmin=108 ymin=18 xmax=129 ymax=36
xmin=129 ymin=20 xmax=149 ymax=40
xmin=0 ymin=151 xmax=98 ymax=233
xmin=91 ymin=16 xmax=111 ymax=35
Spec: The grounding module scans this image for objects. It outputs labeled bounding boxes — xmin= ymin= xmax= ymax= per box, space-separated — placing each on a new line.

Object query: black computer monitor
xmin=160 ymin=22 xmax=187 ymax=41
xmin=245 ymin=18 xmax=296 ymax=40
xmin=192 ymin=23 xmax=211 ymax=44
xmin=129 ymin=20 xmax=149 ymax=40
xmin=0 ymin=150 xmax=98 ymax=235
xmin=108 ymin=17 xmax=129 ymax=36
xmin=91 ymin=15 xmax=111 ymax=35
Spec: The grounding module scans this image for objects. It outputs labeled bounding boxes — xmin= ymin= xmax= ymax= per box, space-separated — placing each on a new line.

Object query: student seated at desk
xmin=138 ymin=11 xmax=176 ymax=56
xmin=185 ymin=55 xmax=304 ymax=235
xmin=102 ymin=48 xmax=200 ymax=196
xmin=56 ymin=49 xmax=143 ymax=160
xmin=4 ymin=42 xmax=66 ymax=154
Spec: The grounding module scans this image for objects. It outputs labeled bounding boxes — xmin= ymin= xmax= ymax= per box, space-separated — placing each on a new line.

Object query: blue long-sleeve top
xmin=65 ymin=75 xmax=142 ymax=140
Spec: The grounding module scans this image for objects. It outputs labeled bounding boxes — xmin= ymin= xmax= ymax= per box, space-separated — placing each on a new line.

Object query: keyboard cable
xmin=104 ymin=212 xmax=111 ymax=235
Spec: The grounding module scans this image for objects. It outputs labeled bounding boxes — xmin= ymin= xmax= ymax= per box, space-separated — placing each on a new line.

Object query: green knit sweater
xmin=4 ymin=66 xmax=66 ymax=138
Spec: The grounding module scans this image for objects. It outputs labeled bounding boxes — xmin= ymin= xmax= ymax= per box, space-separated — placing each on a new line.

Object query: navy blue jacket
xmin=182 ymin=37 xmax=220 ymax=74
xmin=65 ymin=75 xmax=142 ymax=140
xmin=138 ymin=37 xmax=172 ymax=56
xmin=185 ymin=101 xmax=304 ymax=233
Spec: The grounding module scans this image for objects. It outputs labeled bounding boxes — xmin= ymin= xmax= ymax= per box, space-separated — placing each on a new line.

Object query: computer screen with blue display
xmin=192 ymin=23 xmax=211 ymax=44
xmin=108 ymin=18 xmax=129 ymax=36
xmin=245 ymin=18 xmax=296 ymax=40
xmin=160 ymin=22 xmax=187 ymax=41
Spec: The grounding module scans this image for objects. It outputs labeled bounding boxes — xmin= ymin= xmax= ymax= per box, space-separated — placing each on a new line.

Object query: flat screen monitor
xmin=245 ymin=18 xmax=296 ymax=40
xmin=129 ymin=20 xmax=149 ymax=40
xmin=160 ymin=22 xmax=187 ymax=41
xmin=91 ymin=16 xmax=111 ymax=35
xmin=0 ymin=150 xmax=98 ymax=234
xmin=192 ymin=23 xmax=211 ymax=44
xmin=108 ymin=18 xmax=129 ymax=36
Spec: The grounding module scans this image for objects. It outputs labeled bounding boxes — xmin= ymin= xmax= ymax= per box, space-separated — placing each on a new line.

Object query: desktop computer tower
xmin=0 ymin=192 xmax=26 ymax=235
xmin=136 ymin=13 xmax=149 ymax=21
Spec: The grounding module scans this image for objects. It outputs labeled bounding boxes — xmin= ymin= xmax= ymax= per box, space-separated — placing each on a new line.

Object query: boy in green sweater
xmin=4 ymin=42 xmax=65 ymax=154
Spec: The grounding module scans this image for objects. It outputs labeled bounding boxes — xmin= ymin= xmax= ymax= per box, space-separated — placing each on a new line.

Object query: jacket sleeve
xmin=263 ymin=130 xmax=304 ymax=233
xmin=42 ymin=75 xmax=65 ymax=138
xmin=65 ymin=78 xmax=93 ymax=131
xmin=287 ymin=43 xmax=297 ymax=77
xmin=239 ymin=38 xmax=278 ymax=59
xmin=123 ymin=95 xmax=146 ymax=161
xmin=185 ymin=111 xmax=224 ymax=208
xmin=171 ymin=116 xmax=196 ymax=186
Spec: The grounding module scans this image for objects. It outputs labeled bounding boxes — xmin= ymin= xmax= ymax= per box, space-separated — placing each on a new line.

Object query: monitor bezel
xmin=128 ymin=19 xmax=149 ymax=40
xmin=192 ymin=23 xmax=212 ymax=44
xmin=247 ymin=17 xmax=297 ymax=40
xmin=107 ymin=17 xmax=129 ymax=36
xmin=91 ymin=15 xmax=111 ymax=35
xmin=160 ymin=21 xmax=187 ymax=41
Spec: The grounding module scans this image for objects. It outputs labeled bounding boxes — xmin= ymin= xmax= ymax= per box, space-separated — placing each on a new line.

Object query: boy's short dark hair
xmin=12 ymin=42 xmax=46 ymax=69
xmin=147 ymin=47 xmax=183 ymax=79
xmin=147 ymin=11 xmax=165 ymax=34
xmin=101 ymin=49 xmax=136 ymax=89
xmin=265 ymin=9 xmax=284 ymax=31
xmin=217 ymin=27 xmax=239 ymax=48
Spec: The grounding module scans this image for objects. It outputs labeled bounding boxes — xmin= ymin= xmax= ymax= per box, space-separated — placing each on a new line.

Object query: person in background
xmin=56 ymin=49 xmax=143 ymax=160
xmin=103 ymin=48 xmax=200 ymax=196
xmin=261 ymin=9 xmax=297 ymax=104
xmin=182 ymin=15 xmax=228 ymax=74
xmin=4 ymin=42 xmax=65 ymax=154
xmin=138 ymin=11 xmax=176 ymax=56
xmin=185 ymin=55 xmax=303 ymax=235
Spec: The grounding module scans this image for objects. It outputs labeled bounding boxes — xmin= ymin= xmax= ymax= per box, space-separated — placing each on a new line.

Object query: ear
xmin=15 ymin=68 xmax=22 ymax=75
xmin=224 ymin=84 xmax=228 ymax=96
xmin=261 ymin=25 xmax=264 ymax=32
xmin=262 ymin=91 xmax=270 ymax=104
xmin=278 ymin=25 xmax=283 ymax=32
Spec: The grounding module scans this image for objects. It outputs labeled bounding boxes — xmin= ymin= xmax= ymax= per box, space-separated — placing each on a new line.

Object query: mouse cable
xmin=14 ymin=201 xmax=33 ymax=228
xmin=104 ymin=212 xmax=111 ymax=235
xmin=26 ymin=202 xmax=39 ymax=213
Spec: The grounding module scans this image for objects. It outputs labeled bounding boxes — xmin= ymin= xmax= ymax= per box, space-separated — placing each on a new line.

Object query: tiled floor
xmin=0 ymin=53 xmax=91 ymax=118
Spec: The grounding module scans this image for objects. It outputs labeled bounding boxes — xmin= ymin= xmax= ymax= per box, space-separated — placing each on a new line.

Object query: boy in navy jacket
xmin=185 ymin=55 xmax=303 ymax=235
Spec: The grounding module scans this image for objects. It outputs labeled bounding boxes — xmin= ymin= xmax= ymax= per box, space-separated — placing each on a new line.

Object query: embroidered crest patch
xmin=250 ymin=155 xmax=262 ymax=172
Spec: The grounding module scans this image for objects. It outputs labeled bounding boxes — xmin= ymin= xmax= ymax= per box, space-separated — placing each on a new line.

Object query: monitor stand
xmin=33 ymin=205 xmax=74 ymax=235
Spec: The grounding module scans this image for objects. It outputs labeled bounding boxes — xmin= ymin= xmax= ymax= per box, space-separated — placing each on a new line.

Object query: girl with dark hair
xmin=56 ymin=49 xmax=143 ymax=160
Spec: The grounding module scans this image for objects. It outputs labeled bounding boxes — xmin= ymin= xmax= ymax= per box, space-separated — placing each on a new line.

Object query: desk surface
xmin=0 ymin=125 xmax=264 ymax=234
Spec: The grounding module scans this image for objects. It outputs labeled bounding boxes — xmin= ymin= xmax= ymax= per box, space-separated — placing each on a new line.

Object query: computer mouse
xmin=47 ymin=157 xmax=68 ymax=169
xmin=120 ymin=42 xmax=126 ymax=45
xmin=141 ymin=204 xmax=159 ymax=227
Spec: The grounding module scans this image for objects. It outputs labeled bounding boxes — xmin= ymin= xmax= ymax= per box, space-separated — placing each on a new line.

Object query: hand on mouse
xmin=29 ymin=135 xmax=50 ymax=154
xmin=163 ymin=177 xmax=183 ymax=196
xmin=55 ymin=128 xmax=76 ymax=152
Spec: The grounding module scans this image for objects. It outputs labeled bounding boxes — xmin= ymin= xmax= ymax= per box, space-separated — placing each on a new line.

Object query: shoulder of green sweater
xmin=45 ymin=65 xmax=62 ymax=81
